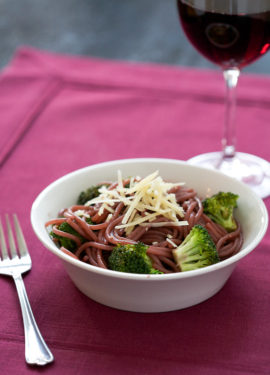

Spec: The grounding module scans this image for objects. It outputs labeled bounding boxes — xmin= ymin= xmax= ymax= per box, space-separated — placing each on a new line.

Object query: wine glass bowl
xmin=176 ymin=0 xmax=270 ymax=198
xmin=177 ymin=1 xmax=270 ymax=69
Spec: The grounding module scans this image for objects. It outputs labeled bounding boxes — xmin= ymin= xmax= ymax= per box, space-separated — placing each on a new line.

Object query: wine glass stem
xmin=222 ymin=68 xmax=240 ymax=159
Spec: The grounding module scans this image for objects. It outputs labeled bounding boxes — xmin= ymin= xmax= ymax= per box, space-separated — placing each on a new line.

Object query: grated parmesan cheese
xmin=74 ymin=210 xmax=90 ymax=219
xmin=166 ymin=238 xmax=178 ymax=248
xmin=85 ymin=170 xmax=188 ymax=233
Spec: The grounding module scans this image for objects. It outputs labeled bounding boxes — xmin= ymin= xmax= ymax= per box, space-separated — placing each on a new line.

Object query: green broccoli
xmin=172 ymin=225 xmax=220 ymax=272
xmin=85 ymin=216 xmax=94 ymax=225
xmin=202 ymin=192 xmax=239 ymax=232
xmin=77 ymin=185 xmax=103 ymax=205
xmin=108 ymin=242 xmax=163 ymax=274
xmin=50 ymin=222 xmax=83 ymax=251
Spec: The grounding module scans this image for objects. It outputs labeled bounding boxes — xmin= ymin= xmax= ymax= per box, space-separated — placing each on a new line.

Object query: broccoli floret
xmin=172 ymin=225 xmax=220 ymax=272
xmin=77 ymin=185 xmax=102 ymax=205
xmin=85 ymin=216 xmax=94 ymax=224
xmin=202 ymin=192 xmax=239 ymax=232
xmin=50 ymin=222 xmax=82 ymax=251
xmin=108 ymin=242 xmax=163 ymax=274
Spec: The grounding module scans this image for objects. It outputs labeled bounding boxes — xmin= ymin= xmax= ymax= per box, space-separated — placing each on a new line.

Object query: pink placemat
xmin=0 ymin=47 xmax=269 ymax=375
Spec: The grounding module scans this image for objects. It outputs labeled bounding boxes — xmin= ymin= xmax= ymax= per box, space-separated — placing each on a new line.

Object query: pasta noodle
xmin=45 ymin=172 xmax=243 ymax=274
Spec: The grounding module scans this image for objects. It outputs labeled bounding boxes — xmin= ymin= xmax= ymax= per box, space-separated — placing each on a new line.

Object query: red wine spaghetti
xmin=45 ymin=171 xmax=243 ymax=273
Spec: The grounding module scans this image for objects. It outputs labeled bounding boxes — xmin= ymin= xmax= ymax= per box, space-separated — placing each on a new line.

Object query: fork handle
xmin=13 ymin=274 xmax=54 ymax=365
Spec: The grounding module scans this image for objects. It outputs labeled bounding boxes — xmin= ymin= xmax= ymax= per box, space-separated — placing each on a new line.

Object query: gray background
xmin=1 ymin=0 xmax=270 ymax=74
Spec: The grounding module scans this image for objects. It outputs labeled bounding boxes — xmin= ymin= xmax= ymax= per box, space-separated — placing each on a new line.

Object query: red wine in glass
xmin=176 ymin=0 xmax=270 ymax=198
xmin=177 ymin=1 xmax=270 ymax=69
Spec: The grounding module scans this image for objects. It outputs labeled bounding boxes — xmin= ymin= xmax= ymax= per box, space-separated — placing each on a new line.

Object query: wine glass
xmin=176 ymin=0 xmax=270 ymax=198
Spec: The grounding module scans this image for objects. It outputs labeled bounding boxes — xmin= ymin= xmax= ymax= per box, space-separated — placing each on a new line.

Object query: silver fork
xmin=0 ymin=214 xmax=54 ymax=366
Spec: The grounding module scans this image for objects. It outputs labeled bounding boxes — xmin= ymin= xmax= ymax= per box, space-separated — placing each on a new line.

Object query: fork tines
xmin=0 ymin=214 xmax=29 ymax=260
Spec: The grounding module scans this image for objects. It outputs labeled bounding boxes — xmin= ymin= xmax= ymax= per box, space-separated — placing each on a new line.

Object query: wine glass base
xmin=187 ymin=152 xmax=270 ymax=199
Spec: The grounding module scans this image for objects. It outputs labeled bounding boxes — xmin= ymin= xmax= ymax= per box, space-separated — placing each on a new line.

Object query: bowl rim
xmin=31 ymin=157 xmax=269 ymax=281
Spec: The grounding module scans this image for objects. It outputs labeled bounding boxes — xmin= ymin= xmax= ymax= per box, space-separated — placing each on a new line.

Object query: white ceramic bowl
xmin=31 ymin=158 xmax=268 ymax=313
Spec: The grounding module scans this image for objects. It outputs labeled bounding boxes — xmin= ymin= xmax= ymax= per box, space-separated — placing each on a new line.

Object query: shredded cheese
xmin=85 ymin=170 xmax=188 ymax=233
xmin=74 ymin=210 xmax=90 ymax=219
xmin=139 ymin=221 xmax=188 ymax=227
xmin=166 ymin=238 xmax=178 ymax=248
